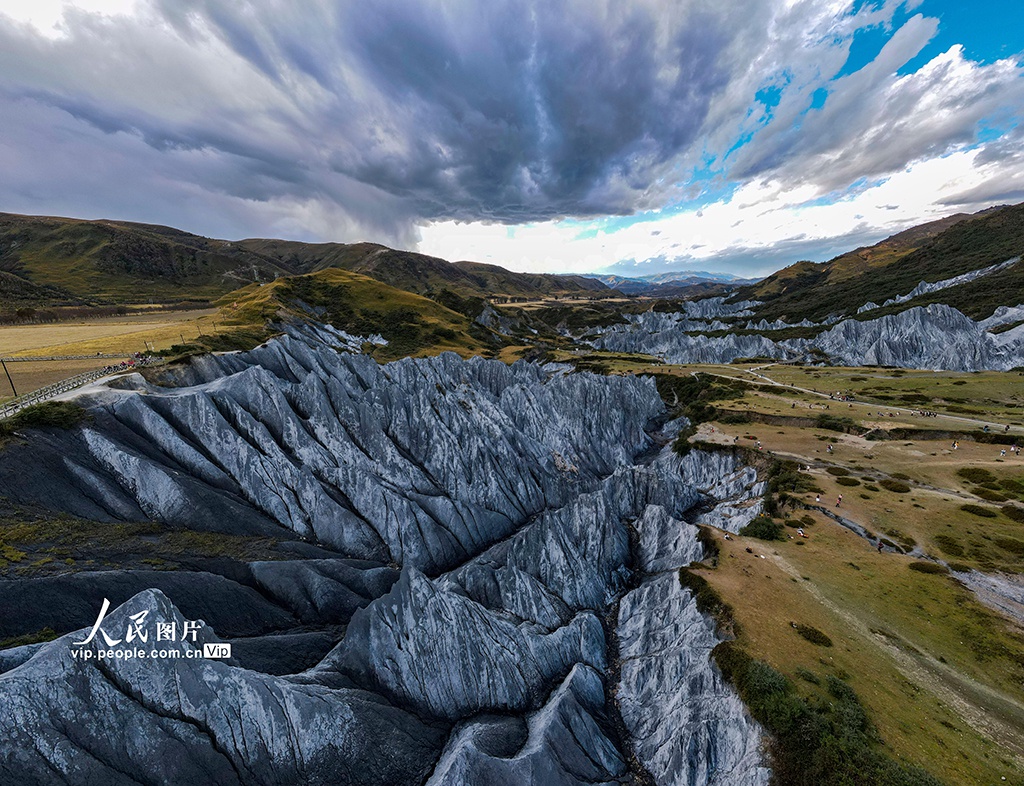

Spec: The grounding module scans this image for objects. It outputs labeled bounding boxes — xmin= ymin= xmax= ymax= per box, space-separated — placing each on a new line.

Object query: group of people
xmin=102 ymin=353 xmax=156 ymax=375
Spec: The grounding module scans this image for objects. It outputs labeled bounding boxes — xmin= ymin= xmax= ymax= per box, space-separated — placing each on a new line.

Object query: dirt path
xmin=743 ymin=364 xmax=1024 ymax=435
xmin=770 ymin=551 xmax=1024 ymax=763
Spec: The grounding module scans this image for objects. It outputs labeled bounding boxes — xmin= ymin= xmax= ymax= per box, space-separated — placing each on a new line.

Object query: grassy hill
xmin=0 ymin=213 xmax=292 ymax=306
xmin=745 ymin=205 xmax=1022 ymax=321
xmin=0 ymin=213 xmax=610 ymax=309
xmin=234 ymin=238 xmax=610 ymax=300
xmin=208 ymin=268 xmax=490 ymax=361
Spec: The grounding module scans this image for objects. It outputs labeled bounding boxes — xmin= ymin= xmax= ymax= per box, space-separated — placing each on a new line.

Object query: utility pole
xmin=1 ymin=359 xmax=17 ymax=397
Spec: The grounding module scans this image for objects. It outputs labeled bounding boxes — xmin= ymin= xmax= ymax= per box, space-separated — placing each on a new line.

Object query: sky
xmin=0 ymin=0 xmax=1022 ymax=278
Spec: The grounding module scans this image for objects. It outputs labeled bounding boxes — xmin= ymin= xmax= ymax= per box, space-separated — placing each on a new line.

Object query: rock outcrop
xmin=0 ymin=330 xmax=769 ymax=785
xmin=590 ymin=302 xmax=1024 ymax=371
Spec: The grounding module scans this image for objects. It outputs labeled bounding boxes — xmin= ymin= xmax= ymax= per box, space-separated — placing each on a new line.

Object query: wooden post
xmin=1 ymin=359 xmax=16 ymax=397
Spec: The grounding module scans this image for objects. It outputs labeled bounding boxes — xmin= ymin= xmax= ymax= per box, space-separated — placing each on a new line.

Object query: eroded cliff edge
xmin=0 ymin=328 xmax=770 ymax=785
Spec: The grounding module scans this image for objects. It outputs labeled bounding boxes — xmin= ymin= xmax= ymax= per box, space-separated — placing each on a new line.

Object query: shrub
xmin=933 ymin=534 xmax=964 ymax=557
xmin=740 ymin=516 xmax=785 ymax=541
xmin=816 ymin=414 xmax=858 ymax=433
xmin=671 ymin=425 xmax=696 ymax=457
xmin=864 ymin=484 xmax=880 ymax=492
xmin=891 ymin=472 xmax=911 ymax=481
xmin=995 ymin=537 xmax=1024 ymax=557
xmin=961 ymin=504 xmax=998 ymax=518
xmin=794 ymin=623 xmax=833 ymax=647
xmin=1 ymin=401 xmax=89 ymax=435
xmin=826 ymin=466 xmax=850 ymax=476
xmin=1001 ymin=504 xmax=1024 ymax=523
xmin=0 ymin=627 xmax=58 ymax=650
xmin=678 ymin=568 xmax=734 ymax=629
xmin=908 ymin=561 xmax=949 ymax=574
xmin=973 ymin=487 xmax=1007 ymax=502
xmin=836 ymin=477 xmax=861 ymax=487
xmin=999 ymin=478 xmax=1024 ymax=495
xmin=711 ymin=646 xmax=944 ymax=786
xmin=957 ymin=467 xmax=996 ymax=484
xmin=880 ymin=478 xmax=911 ymax=493
xmin=794 ymin=667 xmax=820 ymax=684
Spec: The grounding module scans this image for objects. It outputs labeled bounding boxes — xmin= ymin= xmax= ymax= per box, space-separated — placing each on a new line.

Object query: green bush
xmin=995 ymin=537 xmax=1024 ymax=557
xmin=961 ymin=504 xmax=998 ymax=518
xmin=0 ymin=627 xmax=58 ymax=650
xmin=816 ymin=414 xmax=858 ymax=433
xmin=711 ymin=646 xmax=944 ymax=786
xmin=671 ymin=425 xmax=697 ymax=457
xmin=678 ymin=568 xmax=734 ymax=629
xmin=908 ymin=561 xmax=949 ymax=574
xmin=0 ymin=402 xmax=89 ymax=437
xmin=794 ymin=623 xmax=833 ymax=647
xmin=880 ymin=478 xmax=911 ymax=493
xmin=933 ymin=534 xmax=964 ymax=557
xmin=974 ymin=487 xmax=1008 ymax=502
xmin=957 ymin=467 xmax=996 ymax=484
xmin=1001 ymin=504 xmax=1024 ymax=523
xmin=998 ymin=477 xmax=1024 ymax=495
xmin=836 ymin=477 xmax=861 ymax=487
xmin=826 ymin=466 xmax=850 ymax=476
xmin=740 ymin=516 xmax=785 ymax=541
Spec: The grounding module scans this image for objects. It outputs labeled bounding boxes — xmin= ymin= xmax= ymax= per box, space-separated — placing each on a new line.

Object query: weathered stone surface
xmin=590 ymin=300 xmax=1024 ymax=371
xmin=0 ymin=590 xmax=445 ymax=786
xmin=0 ymin=570 xmax=295 ymax=640
xmin=425 ymin=664 xmax=629 ymax=786
xmin=316 ymin=566 xmax=607 ymax=720
xmin=618 ymin=575 xmax=770 ymax=786
xmin=0 ymin=332 xmax=772 ymax=785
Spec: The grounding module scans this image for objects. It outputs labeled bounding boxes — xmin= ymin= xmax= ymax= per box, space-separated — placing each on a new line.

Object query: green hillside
xmin=0 ymin=212 xmax=610 ymax=310
xmin=235 ymin=238 xmax=610 ymax=299
xmin=0 ymin=213 xmax=291 ymax=305
xmin=209 ymin=268 xmax=491 ymax=361
xmin=745 ymin=204 xmax=1023 ymax=321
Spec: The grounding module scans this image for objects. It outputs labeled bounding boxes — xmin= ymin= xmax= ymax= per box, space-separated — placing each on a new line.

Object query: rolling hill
xmin=0 ymin=213 xmax=611 ymax=309
xmin=744 ymin=204 xmax=1023 ymax=321
xmin=234 ymin=238 xmax=610 ymax=300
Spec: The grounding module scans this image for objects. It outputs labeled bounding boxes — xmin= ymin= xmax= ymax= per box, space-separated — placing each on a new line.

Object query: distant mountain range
xmin=3 ymin=203 xmax=1021 ymax=324
xmin=583 ymin=271 xmax=759 ymax=296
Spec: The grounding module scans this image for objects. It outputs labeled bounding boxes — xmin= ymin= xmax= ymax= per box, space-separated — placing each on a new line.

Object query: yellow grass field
xmin=0 ymin=309 xmax=219 ymax=359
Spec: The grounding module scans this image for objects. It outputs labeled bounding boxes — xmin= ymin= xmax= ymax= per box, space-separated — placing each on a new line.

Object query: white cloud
xmin=0 ymin=0 xmax=1020 ymax=277
xmin=0 ymin=0 xmax=138 ymax=38
xmin=418 ymin=146 xmax=1024 ymax=276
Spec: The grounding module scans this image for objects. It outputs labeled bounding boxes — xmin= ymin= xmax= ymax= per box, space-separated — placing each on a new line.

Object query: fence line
xmin=0 ymin=354 xmax=137 ymax=362
xmin=0 ymin=361 xmax=161 ymax=421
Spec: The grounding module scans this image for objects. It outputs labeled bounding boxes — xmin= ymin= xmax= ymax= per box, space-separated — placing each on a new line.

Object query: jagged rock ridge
xmin=0 ymin=332 xmax=769 ymax=785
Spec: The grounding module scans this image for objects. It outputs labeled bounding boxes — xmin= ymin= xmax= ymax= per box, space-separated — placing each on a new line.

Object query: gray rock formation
xmin=425 ymin=664 xmax=628 ymax=786
xmin=0 ymin=589 xmax=445 ymax=786
xmin=858 ymin=257 xmax=1020 ymax=313
xmin=0 ymin=331 xmax=770 ymax=785
xmin=590 ymin=302 xmax=1024 ymax=371
xmin=618 ymin=575 xmax=770 ymax=786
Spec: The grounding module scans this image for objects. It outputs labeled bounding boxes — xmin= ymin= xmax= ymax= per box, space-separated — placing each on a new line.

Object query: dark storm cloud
xmin=324 ymin=0 xmax=742 ymax=221
xmin=0 ymin=0 xmax=765 ymax=237
xmin=0 ymin=0 xmax=1021 ymax=257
